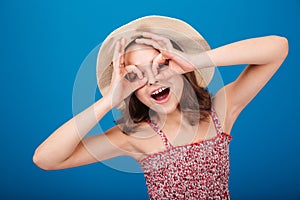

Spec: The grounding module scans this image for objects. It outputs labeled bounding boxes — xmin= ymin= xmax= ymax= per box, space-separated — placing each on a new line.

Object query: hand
xmin=134 ymin=32 xmax=196 ymax=73
xmin=134 ymin=32 xmax=214 ymax=80
xmin=107 ymin=38 xmax=147 ymax=107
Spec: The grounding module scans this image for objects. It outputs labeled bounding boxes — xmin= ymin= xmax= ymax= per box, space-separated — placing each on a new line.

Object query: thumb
xmin=130 ymin=77 xmax=147 ymax=91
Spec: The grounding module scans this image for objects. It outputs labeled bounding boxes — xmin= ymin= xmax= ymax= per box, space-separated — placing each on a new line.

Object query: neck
xmin=153 ymin=108 xmax=183 ymax=129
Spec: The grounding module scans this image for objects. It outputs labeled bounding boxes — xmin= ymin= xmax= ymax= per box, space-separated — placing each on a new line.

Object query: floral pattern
xmin=138 ymin=107 xmax=233 ymax=200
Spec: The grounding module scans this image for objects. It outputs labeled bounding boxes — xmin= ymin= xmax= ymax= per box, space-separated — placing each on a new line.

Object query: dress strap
xmin=210 ymin=106 xmax=224 ymax=135
xmin=146 ymin=120 xmax=173 ymax=149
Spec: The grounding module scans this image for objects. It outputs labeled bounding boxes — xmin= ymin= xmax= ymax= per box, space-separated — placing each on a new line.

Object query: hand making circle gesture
xmin=107 ymin=38 xmax=147 ymax=107
xmin=134 ymin=32 xmax=200 ymax=79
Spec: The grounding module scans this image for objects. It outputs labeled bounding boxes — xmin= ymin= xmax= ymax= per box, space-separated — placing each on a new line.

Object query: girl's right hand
xmin=107 ymin=38 xmax=147 ymax=107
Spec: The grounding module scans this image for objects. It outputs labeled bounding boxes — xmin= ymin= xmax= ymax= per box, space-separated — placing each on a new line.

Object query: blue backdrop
xmin=1 ymin=0 xmax=299 ymax=199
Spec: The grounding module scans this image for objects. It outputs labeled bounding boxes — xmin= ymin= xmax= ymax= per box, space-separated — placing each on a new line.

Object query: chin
xmin=150 ymin=100 xmax=179 ymax=115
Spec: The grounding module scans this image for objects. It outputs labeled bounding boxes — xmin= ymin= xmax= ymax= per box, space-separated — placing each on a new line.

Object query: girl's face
xmin=124 ymin=44 xmax=184 ymax=114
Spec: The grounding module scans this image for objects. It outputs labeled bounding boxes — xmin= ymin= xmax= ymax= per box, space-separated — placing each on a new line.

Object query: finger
xmin=125 ymin=65 xmax=144 ymax=79
xmin=140 ymin=32 xmax=166 ymax=42
xmin=120 ymin=38 xmax=127 ymax=64
xmin=141 ymin=32 xmax=173 ymax=48
xmin=135 ymin=38 xmax=162 ymax=50
xmin=121 ymin=37 xmax=126 ymax=47
xmin=152 ymin=53 xmax=165 ymax=75
xmin=113 ymin=40 xmax=120 ymax=62
xmin=113 ymin=38 xmax=127 ymax=70
xmin=112 ymin=39 xmax=122 ymax=72
xmin=136 ymin=38 xmax=166 ymax=52
xmin=130 ymin=31 xmax=158 ymax=40
xmin=129 ymin=77 xmax=147 ymax=90
xmin=132 ymin=31 xmax=173 ymax=48
xmin=131 ymin=32 xmax=171 ymax=50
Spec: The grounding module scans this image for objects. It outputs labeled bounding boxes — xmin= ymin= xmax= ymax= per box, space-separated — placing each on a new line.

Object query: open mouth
xmin=151 ymin=87 xmax=170 ymax=102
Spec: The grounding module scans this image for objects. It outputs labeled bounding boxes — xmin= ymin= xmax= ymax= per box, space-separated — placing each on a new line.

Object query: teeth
xmin=152 ymin=87 xmax=166 ymax=95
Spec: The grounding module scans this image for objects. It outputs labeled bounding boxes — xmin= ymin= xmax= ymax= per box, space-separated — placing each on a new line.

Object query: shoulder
xmin=212 ymin=84 xmax=238 ymax=135
xmin=102 ymin=125 xmax=134 ymax=154
xmin=103 ymin=122 xmax=151 ymax=157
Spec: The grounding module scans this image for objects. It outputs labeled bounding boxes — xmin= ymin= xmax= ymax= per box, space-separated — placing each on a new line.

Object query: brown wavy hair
xmin=116 ymin=38 xmax=213 ymax=134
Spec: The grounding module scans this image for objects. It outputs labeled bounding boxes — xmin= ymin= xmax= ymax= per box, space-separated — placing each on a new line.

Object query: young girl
xmin=33 ymin=16 xmax=288 ymax=199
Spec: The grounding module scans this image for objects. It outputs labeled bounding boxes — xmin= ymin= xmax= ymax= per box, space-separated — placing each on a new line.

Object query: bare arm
xmin=32 ymin=96 xmax=131 ymax=170
xmin=33 ymin=38 xmax=146 ymax=170
xmin=206 ymin=36 xmax=289 ymax=132
xmin=134 ymin=33 xmax=289 ymax=134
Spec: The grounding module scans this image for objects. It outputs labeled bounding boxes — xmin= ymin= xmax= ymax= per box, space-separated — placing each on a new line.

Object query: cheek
xmin=169 ymin=75 xmax=184 ymax=99
xmin=134 ymin=89 xmax=143 ymax=100
xmin=134 ymin=88 xmax=148 ymax=103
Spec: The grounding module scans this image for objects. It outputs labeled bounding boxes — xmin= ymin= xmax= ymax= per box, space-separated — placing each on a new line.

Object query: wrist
xmin=102 ymin=92 xmax=125 ymax=110
xmin=93 ymin=95 xmax=114 ymax=120
xmin=192 ymin=51 xmax=216 ymax=69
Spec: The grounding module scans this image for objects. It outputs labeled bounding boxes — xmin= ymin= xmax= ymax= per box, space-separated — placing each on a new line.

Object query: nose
xmin=146 ymin=68 xmax=158 ymax=86
xmin=148 ymin=74 xmax=158 ymax=85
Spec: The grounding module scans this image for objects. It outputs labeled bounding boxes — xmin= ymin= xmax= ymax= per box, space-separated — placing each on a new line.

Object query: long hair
xmin=116 ymin=38 xmax=213 ymax=134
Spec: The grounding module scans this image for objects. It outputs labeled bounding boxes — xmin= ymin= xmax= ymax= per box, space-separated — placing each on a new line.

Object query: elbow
xmin=269 ymin=35 xmax=289 ymax=60
xmin=278 ymin=36 xmax=289 ymax=59
xmin=32 ymin=150 xmax=58 ymax=171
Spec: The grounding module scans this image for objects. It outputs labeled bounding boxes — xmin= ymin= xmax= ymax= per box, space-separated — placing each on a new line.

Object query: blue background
xmin=1 ymin=0 xmax=299 ymax=199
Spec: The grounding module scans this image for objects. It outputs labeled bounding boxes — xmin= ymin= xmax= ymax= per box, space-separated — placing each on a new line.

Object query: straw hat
xmin=96 ymin=15 xmax=215 ymax=109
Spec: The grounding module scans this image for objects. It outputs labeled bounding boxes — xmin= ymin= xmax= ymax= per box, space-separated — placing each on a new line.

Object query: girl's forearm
xmin=204 ymin=35 xmax=288 ymax=67
xmin=33 ymin=96 xmax=113 ymax=168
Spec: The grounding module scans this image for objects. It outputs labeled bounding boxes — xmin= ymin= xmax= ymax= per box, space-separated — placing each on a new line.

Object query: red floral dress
xmin=138 ymin=106 xmax=233 ymax=200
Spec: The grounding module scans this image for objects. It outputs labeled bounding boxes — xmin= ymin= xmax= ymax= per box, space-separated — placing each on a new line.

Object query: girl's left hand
xmin=134 ymin=32 xmax=197 ymax=76
xmin=134 ymin=32 xmax=215 ymax=80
